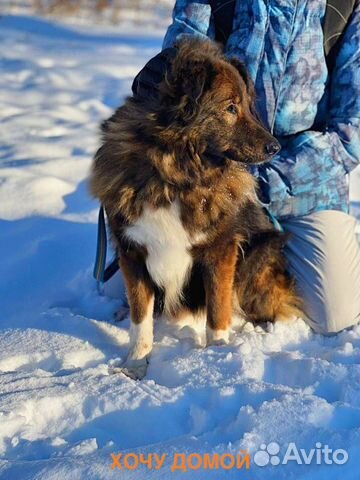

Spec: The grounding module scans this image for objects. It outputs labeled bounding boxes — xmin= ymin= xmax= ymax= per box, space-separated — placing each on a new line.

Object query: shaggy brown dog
xmin=91 ymin=38 xmax=302 ymax=379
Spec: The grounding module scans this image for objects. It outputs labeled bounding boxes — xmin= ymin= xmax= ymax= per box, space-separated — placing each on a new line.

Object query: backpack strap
xmin=324 ymin=0 xmax=356 ymax=72
xmin=208 ymin=0 xmax=236 ymax=45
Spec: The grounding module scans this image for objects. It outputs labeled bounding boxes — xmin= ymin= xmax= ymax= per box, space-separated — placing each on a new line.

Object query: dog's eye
xmin=227 ymin=104 xmax=237 ymax=115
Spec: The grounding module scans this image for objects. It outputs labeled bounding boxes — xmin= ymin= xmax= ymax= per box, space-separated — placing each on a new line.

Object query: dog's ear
xmin=167 ymin=57 xmax=216 ymax=121
xmin=181 ymin=58 xmax=211 ymax=101
xmin=228 ymin=58 xmax=256 ymax=103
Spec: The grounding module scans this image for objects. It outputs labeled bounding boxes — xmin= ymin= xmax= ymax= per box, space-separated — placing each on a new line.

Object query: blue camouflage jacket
xmin=163 ymin=0 xmax=360 ymax=219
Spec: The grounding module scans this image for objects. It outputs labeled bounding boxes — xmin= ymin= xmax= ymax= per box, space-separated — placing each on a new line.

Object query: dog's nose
xmin=265 ymin=141 xmax=281 ymax=156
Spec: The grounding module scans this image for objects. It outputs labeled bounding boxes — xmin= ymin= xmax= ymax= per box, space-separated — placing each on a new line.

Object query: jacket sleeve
xmin=162 ymin=0 xmax=214 ymax=49
xmin=262 ymin=0 xmax=360 ymax=216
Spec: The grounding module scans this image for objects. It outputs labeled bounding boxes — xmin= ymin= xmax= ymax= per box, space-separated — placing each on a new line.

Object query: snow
xmin=1 ymin=13 xmax=360 ymax=480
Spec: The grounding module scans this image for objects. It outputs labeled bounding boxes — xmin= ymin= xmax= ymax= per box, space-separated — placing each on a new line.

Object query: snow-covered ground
xmin=0 ymin=13 xmax=360 ymax=480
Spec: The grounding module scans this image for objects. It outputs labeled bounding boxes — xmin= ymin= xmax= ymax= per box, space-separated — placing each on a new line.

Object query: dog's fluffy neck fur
xmin=92 ymin=97 xmax=258 ymax=232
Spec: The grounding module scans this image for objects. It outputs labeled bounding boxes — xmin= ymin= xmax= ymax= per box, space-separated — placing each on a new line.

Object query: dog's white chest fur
xmin=125 ymin=201 xmax=193 ymax=311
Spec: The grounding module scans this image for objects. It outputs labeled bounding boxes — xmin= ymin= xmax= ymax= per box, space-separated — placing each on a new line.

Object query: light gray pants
xmin=282 ymin=210 xmax=360 ymax=334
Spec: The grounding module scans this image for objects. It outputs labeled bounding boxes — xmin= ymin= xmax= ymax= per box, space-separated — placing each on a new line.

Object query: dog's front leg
xmin=204 ymin=243 xmax=238 ymax=345
xmin=118 ymin=251 xmax=154 ymax=380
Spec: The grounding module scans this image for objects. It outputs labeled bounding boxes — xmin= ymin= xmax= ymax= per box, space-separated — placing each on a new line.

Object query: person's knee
xmin=307 ymin=292 xmax=358 ymax=335
xmin=303 ymin=247 xmax=360 ymax=335
xmin=284 ymin=211 xmax=360 ymax=335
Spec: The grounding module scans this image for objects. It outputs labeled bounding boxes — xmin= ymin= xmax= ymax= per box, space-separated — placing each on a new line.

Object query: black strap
xmin=324 ymin=0 xmax=356 ymax=72
xmin=103 ymin=257 xmax=120 ymax=283
xmin=93 ymin=206 xmax=107 ymax=282
xmin=93 ymin=205 xmax=119 ymax=284
xmin=209 ymin=0 xmax=236 ymax=45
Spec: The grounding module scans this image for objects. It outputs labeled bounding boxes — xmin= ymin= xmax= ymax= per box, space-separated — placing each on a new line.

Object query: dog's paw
xmin=111 ymin=358 xmax=148 ymax=380
xmin=121 ymin=363 xmax=148 ymax=381
xmin=275 ymin=314 xmax=299 ymax=324
xmin=206 ymin=327 xmax=230 ymax=346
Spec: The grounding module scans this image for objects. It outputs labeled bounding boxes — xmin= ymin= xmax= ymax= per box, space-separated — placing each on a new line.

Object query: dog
xmin=90 ymin=38 xmax=303 ymax=380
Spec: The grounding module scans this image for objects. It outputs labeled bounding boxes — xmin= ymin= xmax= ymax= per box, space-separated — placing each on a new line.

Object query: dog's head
xmin=157 ymin=38 xmax=280 ymax=165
